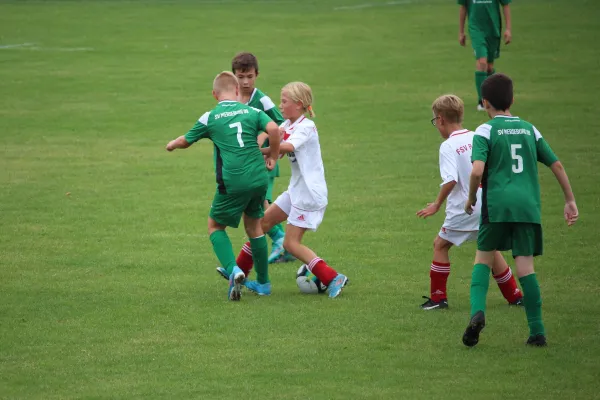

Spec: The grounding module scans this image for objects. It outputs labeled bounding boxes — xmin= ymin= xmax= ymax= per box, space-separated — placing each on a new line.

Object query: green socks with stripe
xmin=475 ymin=71 xmax=488 ymax=103
xmin=519 ymin=273 xmax=545 ymax=336
xmin=470 ymin=263 xmax=491 ymax=318
xmin=209 ymin=230 xmax=237 ymax=275
xmin=250 ymin=235 xmax=270 ymax=284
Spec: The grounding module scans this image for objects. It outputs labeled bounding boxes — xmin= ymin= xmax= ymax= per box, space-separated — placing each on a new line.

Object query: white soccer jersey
xmin=439 ymin=129 xmax=481 ymax=231
xmin=280 ymin=116 xmax=328 ymax=211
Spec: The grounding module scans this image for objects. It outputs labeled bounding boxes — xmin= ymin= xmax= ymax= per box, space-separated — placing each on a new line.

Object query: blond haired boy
xmin=417 ymin=94 xmax=522 ymax=310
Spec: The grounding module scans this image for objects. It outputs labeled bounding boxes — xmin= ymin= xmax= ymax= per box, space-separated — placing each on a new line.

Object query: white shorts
xmin=438 ymin=227 xmax=478 ymax=247
xmin=273 ymin=191 xmax=326 ymax=232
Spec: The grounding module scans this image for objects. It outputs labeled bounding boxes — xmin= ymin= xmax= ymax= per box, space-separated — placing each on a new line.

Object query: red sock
xmin=430 ymin=261 xmax=450 ymax=302
xmin=494 ymin=267 xmax=522 ymax=303
xmin=236 ymin=242 xmax=253 ymax=277
xmin=308 ymin=258 xmax=338 ymax=286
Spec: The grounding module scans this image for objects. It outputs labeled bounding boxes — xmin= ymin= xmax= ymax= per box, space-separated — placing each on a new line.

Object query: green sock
xmin=487 ymin=68 xmax=496 ymax=77
xmin=470 ymin=263 xmax=491 ymax=318
xmin=209 ymin=230 xmax=237 ymax=275
xmin=267 ymin=224 xmax=284 ymax=242
xmin=519 ymin=274 xmax=545 ymax=336
xmin=475 ymin=71 xmax=488 ymax=103
xmin=250 ymin=235 xmax=269 ymax=284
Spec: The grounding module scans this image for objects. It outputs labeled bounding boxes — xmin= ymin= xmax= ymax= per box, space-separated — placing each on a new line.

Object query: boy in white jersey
xmin=417 ymin=95 xmax=522 ymax=310
xmin=235 ymin=82 xmax=349 ymax=298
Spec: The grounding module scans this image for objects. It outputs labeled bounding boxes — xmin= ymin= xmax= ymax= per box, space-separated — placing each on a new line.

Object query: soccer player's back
xmin=462 ymin=73 xmax=579 ymax=347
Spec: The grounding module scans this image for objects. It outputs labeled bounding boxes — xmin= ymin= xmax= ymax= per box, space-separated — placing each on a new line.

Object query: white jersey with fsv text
xmin=439 ymin=129 xmax=481 ymax=231
xmin=280 ymin=116 xmax=328 ymax=211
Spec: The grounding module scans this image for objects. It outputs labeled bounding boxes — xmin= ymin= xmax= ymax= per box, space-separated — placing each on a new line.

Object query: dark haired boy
xmin=462 ymin=73 xmax=579 ymax=347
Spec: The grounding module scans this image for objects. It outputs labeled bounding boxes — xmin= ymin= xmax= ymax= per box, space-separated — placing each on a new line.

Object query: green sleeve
xmin=499 ymin=0 xmax=511 ymax=5
xmin=537 ymin=138 xmax=559 ymax=167
xmin=457 ymin=0 xmax=466 ymax=5
xmin=184 ymin=118 xmax=210 ymax=144
xmin=257 ymin=110 xmax=274 ymax=133
xmin=264 ymin=106 xmax=284 ymax=126
xmin=472 ymin=134 xmax=490 ymax=163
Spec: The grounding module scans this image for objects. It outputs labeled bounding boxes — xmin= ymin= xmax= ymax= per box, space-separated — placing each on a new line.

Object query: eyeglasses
xmin=431 ymin=116 xmax=440 ymax=126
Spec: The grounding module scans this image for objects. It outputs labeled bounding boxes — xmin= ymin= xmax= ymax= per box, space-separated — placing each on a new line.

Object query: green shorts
xmin=209 ymin=185 xmax=267 ymax=228
xmin=478 ymin=222 xmax=543 ymax=257
xmin=470 ymin=32 xmax=500 ymax=63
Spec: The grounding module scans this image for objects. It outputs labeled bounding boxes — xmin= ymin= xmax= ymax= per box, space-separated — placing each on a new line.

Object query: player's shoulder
xmin=253 ymin=88 xmax=277 ymax=110
xmin=474 ymin=122 xmax=493 ymax=139
xmin=299 ymin=117 xmax=316 ymax=128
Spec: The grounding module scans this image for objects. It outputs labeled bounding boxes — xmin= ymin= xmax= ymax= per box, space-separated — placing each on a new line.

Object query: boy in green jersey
xmin=166 ymin=71 xmax=280 ymax=301
xmin=462 ymin=74 xmax=579 ymax=347
xmin=458 ymin=0 xmax=512 ymax=110
xmin=231 ymin=52 xmax=293 ymax=264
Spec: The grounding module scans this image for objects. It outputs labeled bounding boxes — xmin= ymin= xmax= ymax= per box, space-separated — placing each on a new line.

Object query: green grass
xmin=1 ymin=0 xmax=599 ymax=398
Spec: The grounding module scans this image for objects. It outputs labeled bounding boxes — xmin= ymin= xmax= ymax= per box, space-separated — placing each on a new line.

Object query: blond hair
xmin=282 ymin=81 xmax=315 ymax=117
xmin=213 ymin=71 xmax=239 ymax=94
xmin=431 ymin=94 xmax=464 ymax=124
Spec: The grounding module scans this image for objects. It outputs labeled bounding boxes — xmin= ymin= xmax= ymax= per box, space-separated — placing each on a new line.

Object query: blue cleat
xmin=271 ymin=251 xmax=296 ymax=264
xmin=228 ymin=266 xmax=245 ymax=301
xmin=327 ymin=274 xmax=348 ymax=299
xmin=245 ymin=280 xmax=272 ymax=296
xmin=216 ymin=266 xmax=229 ymax=281
xmin=268 ymin=237 xmax=285 ymax=264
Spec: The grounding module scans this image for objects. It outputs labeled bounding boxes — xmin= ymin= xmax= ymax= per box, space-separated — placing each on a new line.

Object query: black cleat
xmin=509 ymin=297 xmax=524 ymax=306
xmin=526 ymin=334 xmax=547 ymax=347
xmin=462 ymin=311 xmax=486 ymax=347
xmin=420 ymin=296 xmax=448 ymax=310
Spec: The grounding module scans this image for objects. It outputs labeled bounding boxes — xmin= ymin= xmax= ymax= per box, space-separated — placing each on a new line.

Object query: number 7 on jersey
xmin=230 ymin=122 xmax=244 ymax=147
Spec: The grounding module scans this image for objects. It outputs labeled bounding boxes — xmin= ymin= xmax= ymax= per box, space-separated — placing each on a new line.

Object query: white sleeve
xmin=260 ymin=95 xmax=276 ymax=111
xmin=287 ymin=125 xmax=313 ymax=150
xmin=439 ymin=144 xmax=458 ymax=186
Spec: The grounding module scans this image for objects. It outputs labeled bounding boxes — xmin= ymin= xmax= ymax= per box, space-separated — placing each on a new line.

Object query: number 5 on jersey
xmin=511 ymin=144 xmax=523 ymax=173
xmin=230 ymin=122 xmax=244 ymax=147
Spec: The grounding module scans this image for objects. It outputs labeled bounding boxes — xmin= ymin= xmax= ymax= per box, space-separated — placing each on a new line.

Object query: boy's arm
xmin=502 ymin=3 xmax=512 ymax=44
xmin=260 ymin=142 xmax=294 ymax=156
xmin=417 ymin=181 xmax=457 ymax=218
xmin=166 ymin=113 xmax=210 ymax=151
xmin=257 ymin=132 xmax=268 ymax=147
xmin=166 ymin=136 xmax=191 ymax=151
xmin=459 ymin=4 xmax=467 ymax=46
xmin=263 ymin=121 xmax=280 ymax=171
xmin=465 ymin=160 xmax=484 ymax=214
xmin=550 ymin=161 xmax=578 ymax=226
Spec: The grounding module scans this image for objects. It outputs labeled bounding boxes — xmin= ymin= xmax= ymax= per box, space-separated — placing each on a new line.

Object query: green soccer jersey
xmin=184 ymin=100 xmax=273 ymax=194
xmin=246 ymin=88 xmax=284 ymax=178
xmin=458 ymin=0 xmax=510 ymax=38
xmin=472 ymin=115 xmax=559 ymax=224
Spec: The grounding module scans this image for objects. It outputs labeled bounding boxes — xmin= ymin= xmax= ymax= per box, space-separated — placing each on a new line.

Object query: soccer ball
xmin=296 ymin=264 xmax=327 ymax=294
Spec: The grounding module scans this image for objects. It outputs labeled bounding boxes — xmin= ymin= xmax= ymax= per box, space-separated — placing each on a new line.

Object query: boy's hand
xmin=464 ymin=197 xmax=477 ymax=215
xmin=564 ymin=201 xmax=579 ymax=226
xmin=416 ymin=203 xmax=440 ymax=218
xmin=265 ymin=157 xmax=276 ymax=171
xmin=504 ymin=29 xmax=512 ymax=44
xmin=459 ymin=33 xmax=466 ymax=46
xmin=166 ymin=140 xmax=177 ymax=151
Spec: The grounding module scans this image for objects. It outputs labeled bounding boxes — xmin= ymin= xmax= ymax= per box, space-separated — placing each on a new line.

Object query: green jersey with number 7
xmin=184 ymin=100 xmax=273 ymax=194
xmin=471 ymin=115 xmax=559 ymax=224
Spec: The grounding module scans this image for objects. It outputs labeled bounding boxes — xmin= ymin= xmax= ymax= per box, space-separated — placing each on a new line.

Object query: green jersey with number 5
xmin=472 ymin=115 xmax=559 ymax=224
xmin=184 ymin=100 xmax=273 ymax=194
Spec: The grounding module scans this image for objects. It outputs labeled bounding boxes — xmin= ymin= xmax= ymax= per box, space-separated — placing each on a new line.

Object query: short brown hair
xmin=231 ymin=52 xmax=259 ymax=74
xmin=481 ymin=73 xmax=513 ymax=111
xmin=213 ymin=71 xmax=239 ymax=94
xmin=432 ymin=94 xmax=464 ymax=123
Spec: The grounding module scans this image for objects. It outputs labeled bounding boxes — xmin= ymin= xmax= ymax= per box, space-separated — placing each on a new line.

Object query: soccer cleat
xmin=228 ymin=266 xmax=245 ymax=301
xmin=420 ymin=296 xmax=449 ymax=310
xmin=462 ymin=311 xmax=486 ymax=347
xmin=271 ymin=251 xmax=297 ymax=264
xmin=327 ymin=274 xmax=348 ymax=299
xmin=477 ymin=101 xmax=485 ymax=111
xmin=268 ymin=237 xmax=285 ymax=264
xmin=245 ymin=280 xmax=272 ymax=296
xmin=526 ymin=334 xmax=547 ymax=347
xmin=509 ymin=297 xmax=524 ymax=306
xmin=216 ymin=266 xmax=229 ymax=281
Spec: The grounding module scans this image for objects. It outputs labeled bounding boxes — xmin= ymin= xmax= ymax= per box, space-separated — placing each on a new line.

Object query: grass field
xmin=1 ymin=0 xmax=600 ymax=398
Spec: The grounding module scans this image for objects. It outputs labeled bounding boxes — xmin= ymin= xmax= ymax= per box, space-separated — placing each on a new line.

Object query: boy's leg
xmin=470 ymin=250 xmax=495 ymax=317
xmin=513 ymin=223 xmax=546 ymax=345
xmin=208 ymin=218 xmax=237 ymax=273
xmin=491 ymin=251 xmax=523 ymax=305
xmin=422 ymin=234 xmax=452 ymax=309
xmin=471 ymin=33 xmax=489 ymax=106
xmin=208 ymin=192 xmax=245 ymax=276
xmin=243 ymin=213 xmax=269 ymax=285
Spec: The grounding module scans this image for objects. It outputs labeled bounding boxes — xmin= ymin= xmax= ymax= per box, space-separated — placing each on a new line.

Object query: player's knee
xmin=283 ymin=236 xmax=297 ymax=253
xmin=476 ymin=58 xmax=488 ymax=71
xmin=433 ymin=236 xmax=449 ymax=251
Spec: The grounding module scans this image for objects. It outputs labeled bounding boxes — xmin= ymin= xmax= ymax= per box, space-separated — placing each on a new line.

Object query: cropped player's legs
xmin=208 ymin=217 xmax=244 ymax=301
xmin=283 ymin=224 xmax=347 ymax=298
xmin=265 ymin=178 xmax=286 ymax=262
xmin=422 ymin=235 xmax=452 ymax=310
xmin=475 ymin=57 xmax=488 ymax=108
xmin=491 ymin=252 xmax=523 ymax=305
xmin=463 ymin=249 xmax=494 ymax=347
xmin=242 ymin=213 xmax=269 ymax=285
